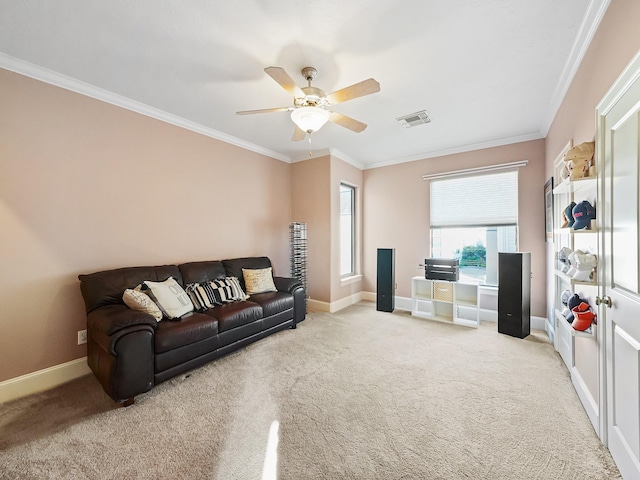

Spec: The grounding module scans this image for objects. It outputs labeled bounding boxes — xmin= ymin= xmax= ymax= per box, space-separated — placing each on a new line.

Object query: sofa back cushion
xmin=222 ymin=257 xmax=272 ymax=290
xmin=79 ymin=265 xmax=182 ymax=314
xmin=179 ymin=261 xmax=226 ymax=285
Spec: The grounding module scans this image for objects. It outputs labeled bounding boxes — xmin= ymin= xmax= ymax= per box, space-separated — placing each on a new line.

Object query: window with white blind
xmin=430 ymin=170 xmax=518 ymax=285
xmin=340 ymin=183 xmax=356 ymax=277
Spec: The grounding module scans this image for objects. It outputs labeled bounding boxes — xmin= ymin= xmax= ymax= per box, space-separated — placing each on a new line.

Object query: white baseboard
xmin=571 ymin=365 xmax=599 ymax=435
xmin=361 ymin=291 xmax=376 ymax=302
xmin=394 ymin=296 xmax=412 ymax=311
xmin=531 ymin=316 xmax=547 ymax=331
xmin=311 ymin=295 xmax=548 ymax=334
xmin=0 ymin=357 xmax=91 ymax=405
xmin=307 ymin=298 xmax=331 ymax=312
xmin=330 ymin=292 xmax=365 ymax=312
xmin=359 ymin=292 xmax=412 ymax=311
xmin=545 ymin=318 xmax=556 ymax=343
xmin=308 ymin=293 xmax=365 ymax=313
xmin=308 ymin=292 xmax=408 ymax=313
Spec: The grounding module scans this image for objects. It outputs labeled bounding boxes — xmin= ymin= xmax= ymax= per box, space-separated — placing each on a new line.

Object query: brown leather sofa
xmin=78 ymin=256 xmax=305 ymax=405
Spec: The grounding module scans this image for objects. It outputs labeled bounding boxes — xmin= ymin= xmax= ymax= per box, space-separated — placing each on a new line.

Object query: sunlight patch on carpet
xmin=261 ymin=420 xmax=280 ymax=480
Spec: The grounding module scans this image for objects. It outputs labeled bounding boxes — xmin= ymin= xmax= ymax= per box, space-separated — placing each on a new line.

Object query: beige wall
xmin=330 ymin=155 xmax=364 ymax=302
xmin=291 ymin=155 xmax=331 ymax=303
xmin=0 ymin=69 xmax=292 ymax=382
xmin=363 ymin=139 xmax=546 ymax=317
xmin=544 ymin=1 xmax=640 ymax=406
xmin=290 ymin=154 xmax=363 ymax=306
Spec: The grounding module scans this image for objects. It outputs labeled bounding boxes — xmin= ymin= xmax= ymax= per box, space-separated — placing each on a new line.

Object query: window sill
xmin=341 ymin=274 xmax=362 ymax=286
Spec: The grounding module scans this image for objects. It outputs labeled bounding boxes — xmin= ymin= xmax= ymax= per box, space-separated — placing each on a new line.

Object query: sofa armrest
xmin=273 ymin=276 xmax=303 ymax=294
xmin=87 ymin=304 xmax=158 ymax=337
xmin=86 ymin=305 xmax=156 ymax=403
xmin=273 ymin=277 xmax=306 ymax=324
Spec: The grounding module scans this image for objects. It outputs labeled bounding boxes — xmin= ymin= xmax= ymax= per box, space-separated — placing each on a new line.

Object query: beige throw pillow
xmin=123 ymin=288 xmax=163 ymax=321
xmin=242 ymin=267 xmax=277 ymax=295
xmin=142 ymin=277 xmax=194 ymax=319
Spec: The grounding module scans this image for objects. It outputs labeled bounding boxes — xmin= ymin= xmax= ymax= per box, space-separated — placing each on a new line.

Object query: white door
xmin=597 ymin=51 xmax=640 ymax=479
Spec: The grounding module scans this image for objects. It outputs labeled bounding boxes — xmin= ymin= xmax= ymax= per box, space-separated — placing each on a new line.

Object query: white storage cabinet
xmin=411 ymin=277 xmax=480 ymax=328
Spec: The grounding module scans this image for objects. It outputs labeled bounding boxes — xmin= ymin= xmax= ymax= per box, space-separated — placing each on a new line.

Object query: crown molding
xmin=0 ymin=53 xmax=291 ymax=163
xmin=291 ymin=147 xmax=366 ymax=170
xmin=540 ymin=0 xmax=611 ymax=136
xmin=364 ymin=132 xmax=544 ymax=170
xmin=328 ymin=148 xmax=365 ymax=170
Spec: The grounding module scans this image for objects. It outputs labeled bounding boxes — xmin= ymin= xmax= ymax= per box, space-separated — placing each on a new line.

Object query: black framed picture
xmin=544 ymin=177 xmax=554 ymax=242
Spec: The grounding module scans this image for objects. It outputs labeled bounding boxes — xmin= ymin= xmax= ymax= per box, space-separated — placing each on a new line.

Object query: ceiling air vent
xmin=396 ymin=110 xmax=431 ymax=128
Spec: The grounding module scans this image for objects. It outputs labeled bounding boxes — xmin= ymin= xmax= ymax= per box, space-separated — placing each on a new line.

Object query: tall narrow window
xmin=340 ymin=183 xmax=356 ymax=276
xmin=430 ymin=170 xmax=518 ymax=285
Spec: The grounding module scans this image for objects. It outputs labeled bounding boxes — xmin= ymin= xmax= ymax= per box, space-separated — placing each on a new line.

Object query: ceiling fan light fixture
xmin=291 ymin=106 xmax=330 ymax=133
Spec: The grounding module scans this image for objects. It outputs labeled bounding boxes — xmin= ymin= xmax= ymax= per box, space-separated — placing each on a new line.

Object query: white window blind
xmin=430 ymin=171 xmax=518 ymax=227
xmin=340 ymin=183 xmax=355 ymax=276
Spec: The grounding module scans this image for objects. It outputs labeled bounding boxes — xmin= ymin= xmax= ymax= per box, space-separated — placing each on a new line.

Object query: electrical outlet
xmin=77 ymin=329 xmax=87 ymax=345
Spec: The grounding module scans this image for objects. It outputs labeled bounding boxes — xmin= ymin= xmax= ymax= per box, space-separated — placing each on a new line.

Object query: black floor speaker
xmin=377 ymin=248 xmax=395 ymax=312
xmin=498 ymin=252 xmax=531 ymax=338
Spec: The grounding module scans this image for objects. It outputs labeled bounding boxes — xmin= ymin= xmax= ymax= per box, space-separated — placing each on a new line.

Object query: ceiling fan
xmin=236 ymin=66 xmax=380 ymax=141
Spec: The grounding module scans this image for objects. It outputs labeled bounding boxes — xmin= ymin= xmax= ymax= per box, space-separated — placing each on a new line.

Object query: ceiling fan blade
xmin=328 ymin=111 xmax=368 ymax=133
xmin=236 ymin=107 xmax=292 ymax=115
xmin=264 ymin=66 xmax=305 ymax=97
xmin=326 ymin=78 xmax=380 ymax=105
xmin=292 ymin=126 xmax=307 ymax=142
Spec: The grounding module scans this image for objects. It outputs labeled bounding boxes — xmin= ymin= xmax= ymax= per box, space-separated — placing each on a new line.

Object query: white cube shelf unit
xmin=411 ymin=276 xmax=481 ymax=328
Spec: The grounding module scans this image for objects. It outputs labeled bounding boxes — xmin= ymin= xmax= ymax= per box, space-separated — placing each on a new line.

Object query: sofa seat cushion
xmin=205 ymin=301 xmax=262 ymax=332
xmin=154 ymin=312 xmax=219 ymax=354
xmin=248 ymin=291 xmax=293 ymax=317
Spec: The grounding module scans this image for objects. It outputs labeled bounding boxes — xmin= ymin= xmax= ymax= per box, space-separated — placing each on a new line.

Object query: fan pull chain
xmin=308 ymin=131 xmax=313 ymax=157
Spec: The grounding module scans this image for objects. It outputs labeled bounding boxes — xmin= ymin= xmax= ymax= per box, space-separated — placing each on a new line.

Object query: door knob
xmin=595 ymin=295 xmax=612 ymax=308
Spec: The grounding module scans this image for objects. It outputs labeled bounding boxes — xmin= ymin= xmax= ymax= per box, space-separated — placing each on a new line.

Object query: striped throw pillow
xmin=208 ymin=277 xmax=248 ymax=304
xmin=185 ymin=283 xmax=220 ymax=311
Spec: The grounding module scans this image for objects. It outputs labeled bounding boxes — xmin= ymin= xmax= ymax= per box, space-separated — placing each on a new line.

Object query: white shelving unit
xmin=555 ymin=306 xmax=598 ymax=368
xmin=411 ymin=276 xmax=483 ymax=328
xmin=552 ymin=154 xmax=598 ymax=366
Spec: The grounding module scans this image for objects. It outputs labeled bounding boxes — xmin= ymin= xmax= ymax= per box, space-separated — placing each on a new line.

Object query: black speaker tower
xmin=498 ymin=252 xmax=531 ymax=338
xmin=377 ymin=248 xmax=395 ymax=312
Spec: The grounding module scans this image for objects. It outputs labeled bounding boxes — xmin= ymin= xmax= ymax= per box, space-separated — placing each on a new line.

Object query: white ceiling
xmin=0 ymin=1 xmax=608 ymax=169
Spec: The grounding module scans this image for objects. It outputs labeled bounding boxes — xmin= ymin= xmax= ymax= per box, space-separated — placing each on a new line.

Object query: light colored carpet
xmin=0 ymin=303 xmax=621 ymax=479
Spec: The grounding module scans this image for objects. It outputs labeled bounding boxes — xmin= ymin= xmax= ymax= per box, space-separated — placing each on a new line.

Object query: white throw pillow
xmin=242 ymin=267 xmax=277 ymax=295
xmin=142 ymin=277 xmax=194 ymax=319
xmin=122 ymin=288 xmax=163 ymax=321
